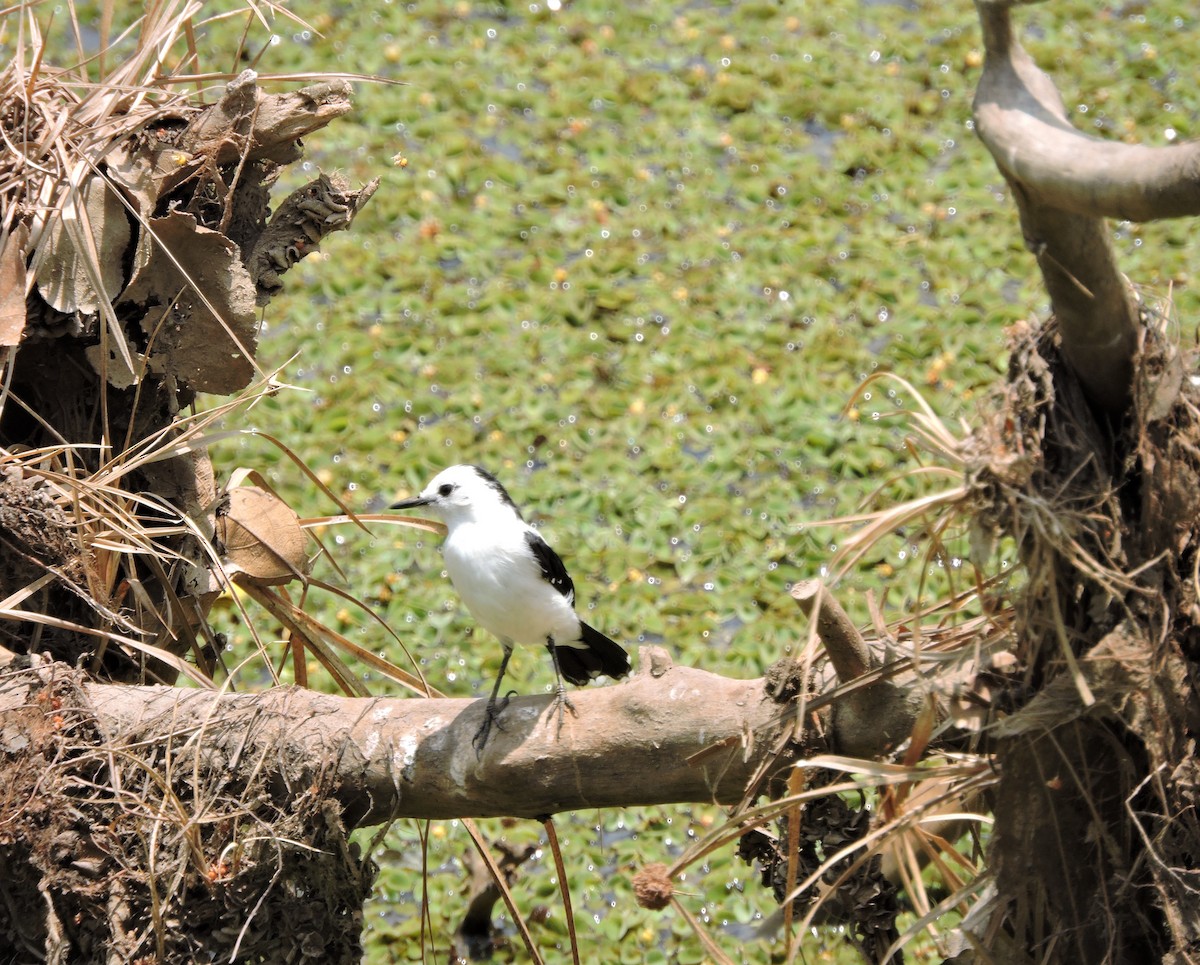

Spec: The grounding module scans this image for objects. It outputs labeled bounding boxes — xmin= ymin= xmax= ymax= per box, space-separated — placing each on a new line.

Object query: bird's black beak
xmin=390 ymin=495 xmax=432 ymax=511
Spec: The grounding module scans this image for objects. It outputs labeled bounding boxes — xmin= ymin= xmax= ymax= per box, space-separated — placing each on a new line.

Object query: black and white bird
xmin=391 ymin=464 xmax=631 ymax=751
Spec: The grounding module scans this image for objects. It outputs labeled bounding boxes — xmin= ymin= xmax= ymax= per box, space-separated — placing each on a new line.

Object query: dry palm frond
xmin=810 ymin=373 xmax=979 ymax=589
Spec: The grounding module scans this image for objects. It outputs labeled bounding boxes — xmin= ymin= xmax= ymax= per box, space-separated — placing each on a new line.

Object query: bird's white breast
xmin=441 ymin=520 xmax=581 ymax=646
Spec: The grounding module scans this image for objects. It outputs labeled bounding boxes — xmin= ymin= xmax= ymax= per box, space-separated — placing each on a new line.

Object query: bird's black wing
xmin=524 ymin=530 xmax=576 ymax=603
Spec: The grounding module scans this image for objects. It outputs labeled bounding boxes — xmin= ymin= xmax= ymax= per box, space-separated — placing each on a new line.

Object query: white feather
xmin=409 ymin=465 xmax=583 ymax=648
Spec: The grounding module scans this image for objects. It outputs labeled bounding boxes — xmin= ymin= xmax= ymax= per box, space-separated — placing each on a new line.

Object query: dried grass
xmin=0 ymin=0 xmax=406 ymax=693
xmin=0 ymin=661 xmax=376 ymax=962
xmin=686 ymin=295 xmax=1200 ymax=962
xmin=0 ymin=8 xmax=414 ymax=955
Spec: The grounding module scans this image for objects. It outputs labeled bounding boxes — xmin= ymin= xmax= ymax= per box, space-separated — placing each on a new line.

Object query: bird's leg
xmin=473 ymin=644 xmax=514 ymax=754
xmin=544 ymin=638 xmax=578 ymax=735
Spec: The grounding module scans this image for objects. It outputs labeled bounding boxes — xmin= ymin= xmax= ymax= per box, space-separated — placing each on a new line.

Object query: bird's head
xmin=390 ymin=464 xmax=522 ymax=527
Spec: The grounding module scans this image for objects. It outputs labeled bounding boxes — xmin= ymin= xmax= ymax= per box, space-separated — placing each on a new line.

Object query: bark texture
xmin=1 ymin=648 xmax=788 ymax=825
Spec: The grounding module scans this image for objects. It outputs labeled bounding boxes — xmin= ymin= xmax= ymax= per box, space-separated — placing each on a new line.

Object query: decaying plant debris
xmin=1 ymin=3 xmax=382 ymax=959
xmin=0 ymin=663 xmax=375 ymax=963
xmin=1 ymin=32 xmax=377 ymax=677
xmin=722 ymin=300 xmax=1200 ymax=963
xmin=967 ymin=312 xmax=1200 ymax=962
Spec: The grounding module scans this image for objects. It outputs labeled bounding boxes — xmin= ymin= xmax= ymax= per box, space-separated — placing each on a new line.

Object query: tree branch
xmin=1 ymin=648 xmax=787 ymax=826
xmin=972 ymin=6 xmax=1200 ymax=223
xmin=791 ymin=579 xmax=871 ymax=681
xmin=972 ymin=2 xmax=1140 ymax=412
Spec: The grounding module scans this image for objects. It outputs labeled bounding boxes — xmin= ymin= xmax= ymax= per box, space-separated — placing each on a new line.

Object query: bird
xmin=390 ymin=464 xmax=631 ymax=752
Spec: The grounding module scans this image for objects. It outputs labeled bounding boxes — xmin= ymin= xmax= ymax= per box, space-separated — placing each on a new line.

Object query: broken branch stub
xmin=177 ymin=73 xmax=356 ymax=168
xmin=791 ymin=579 xmax=872 ymax=682
xmin=792 ymin=579 xmax=925 ymax=758
xmin=146 ymin=72 xmax=358 ymax=197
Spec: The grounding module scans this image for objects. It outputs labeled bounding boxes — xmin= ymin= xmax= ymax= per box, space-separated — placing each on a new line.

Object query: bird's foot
xmin=472 ymin=693 xmax=512 ymax=756
xmin=550 ymin=686 xmax=577 ymax=736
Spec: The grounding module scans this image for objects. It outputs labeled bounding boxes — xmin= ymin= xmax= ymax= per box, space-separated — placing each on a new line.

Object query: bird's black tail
xmin=555 ymin=623 xmax=632 ymax=686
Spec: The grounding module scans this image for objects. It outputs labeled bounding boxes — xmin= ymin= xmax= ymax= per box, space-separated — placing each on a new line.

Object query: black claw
xmin=474 ymin=647 xmax=515 ymax=756
xmin=472 ymin=696 xmax=508 ymax=755
xmin=472 ymin=717 xmax=492 ymax=756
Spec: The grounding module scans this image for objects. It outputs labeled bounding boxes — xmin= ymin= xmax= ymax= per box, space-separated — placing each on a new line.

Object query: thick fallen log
xmin=0 ymin=647 xmax=788 ymax=826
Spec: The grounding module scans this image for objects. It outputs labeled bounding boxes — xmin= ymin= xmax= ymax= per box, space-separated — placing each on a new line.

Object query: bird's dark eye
xmin=438 ymin=483 xmax=454 ymax=497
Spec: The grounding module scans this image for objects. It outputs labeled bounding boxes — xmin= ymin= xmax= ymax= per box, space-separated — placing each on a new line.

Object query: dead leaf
xmin=0 ymin=225 xmax=29 ymax=346
xmin=218 ymin=486 xmax=308 ymax=585
xmin=34 ymin=175 xmax=131 ymax=315
xmin=83 ymin=343 xmax=140 ymax=390
xmin=106 ymin=143 xmax=163 ymax=220
xmin=120 ymin=212 xmax=259 ymax=394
